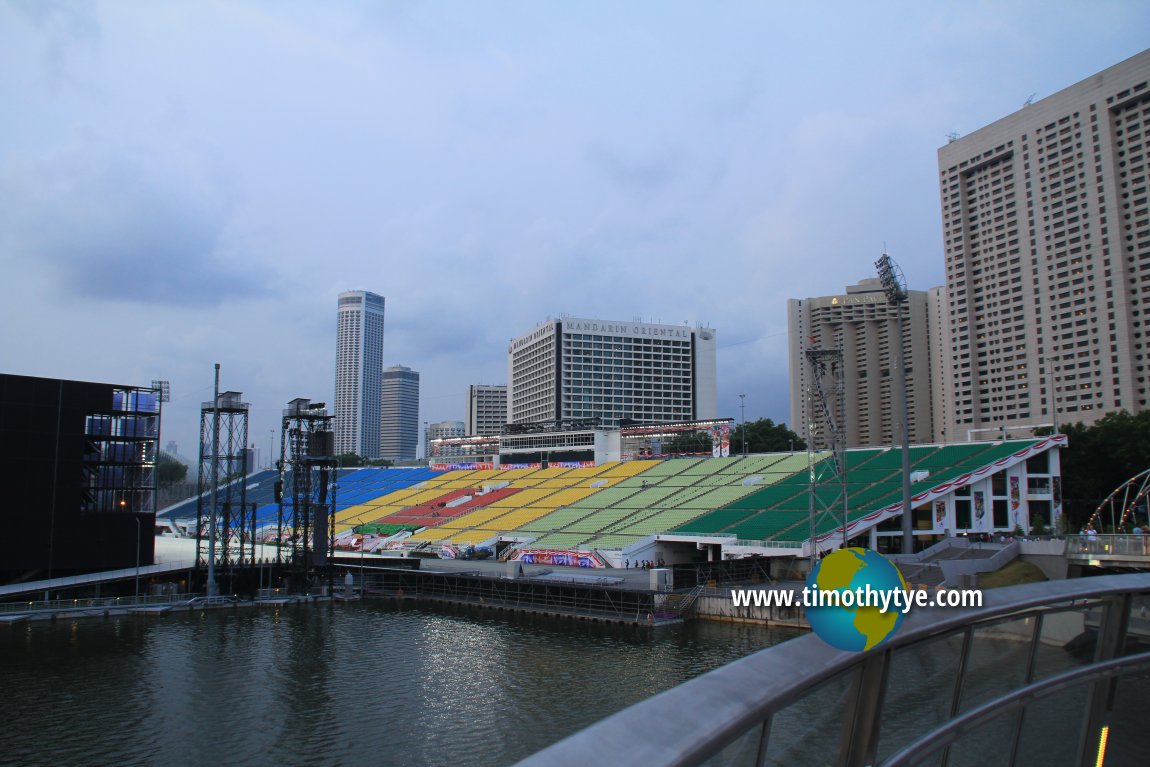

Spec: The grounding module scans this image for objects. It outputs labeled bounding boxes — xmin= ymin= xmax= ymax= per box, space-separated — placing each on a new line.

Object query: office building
xmin=507 ymin=316 xmax=717 ymax=426
xmin=334 ymin=290 xmax=385 ymax=458
xmin=788 ymin=278 xmax=940 ymax=448
xmin=466 ymin=384 xmax=508 ymax=436
xmin=381 ymin=365 xmax=420 ymax=460
xmin=938 ymin=50 xmax=1150 ymax=437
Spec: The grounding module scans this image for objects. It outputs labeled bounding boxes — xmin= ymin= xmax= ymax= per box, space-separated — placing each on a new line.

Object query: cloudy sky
xmin=2 ymin=1 xmax=1148 ymax=463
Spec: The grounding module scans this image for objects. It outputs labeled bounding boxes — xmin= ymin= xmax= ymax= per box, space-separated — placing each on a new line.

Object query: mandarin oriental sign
xmin=565 ymin=320 xmax=692 ymax=339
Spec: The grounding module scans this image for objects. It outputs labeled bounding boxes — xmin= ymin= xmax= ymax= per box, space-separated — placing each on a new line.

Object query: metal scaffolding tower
xmin=806 ymin=347 xmax=849 ymax=570
xmin=196 ymin=388 xmax=251 ymax=581
xmin=277 ymin=398 xmax=337 ymax=592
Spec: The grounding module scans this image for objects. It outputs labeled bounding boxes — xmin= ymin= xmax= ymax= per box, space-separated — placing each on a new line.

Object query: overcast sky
xmin=2 ymin=1 xmax=1148 ymax=464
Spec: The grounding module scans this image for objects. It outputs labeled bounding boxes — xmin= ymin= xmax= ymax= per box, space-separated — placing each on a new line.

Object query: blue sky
xmin=2 ymin=1 xmax=1148 ymax=462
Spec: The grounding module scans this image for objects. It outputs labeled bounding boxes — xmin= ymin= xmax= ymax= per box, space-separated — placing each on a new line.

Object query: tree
xmin=157 ymin=455 xmax=188 ymax=488
xmin=336 ymin=452 xmax=364 ymax=468
xmin=1057 ymin=411 xmax=1150 ymax=529
xmin=736 ymin=418 xmax=806 ymax=454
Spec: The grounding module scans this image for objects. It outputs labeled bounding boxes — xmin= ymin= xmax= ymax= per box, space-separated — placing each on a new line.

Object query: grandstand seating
xmin=244 ymin=441 xmax=1052 ymax=558
xmin=671 ymin=441 xmax=1044 ymax=544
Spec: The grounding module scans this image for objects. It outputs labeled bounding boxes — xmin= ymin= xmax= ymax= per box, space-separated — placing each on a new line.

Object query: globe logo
xmin=805 ymin=548 xmax=908 ymax=652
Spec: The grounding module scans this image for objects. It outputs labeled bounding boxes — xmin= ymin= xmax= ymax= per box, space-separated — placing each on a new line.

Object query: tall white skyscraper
xmin=334 ymin=291 xmax=385 ymax=458
xmin=939 ymin=50 xmax=1150 ymax=437
xmin=381 ymin=365 xmax=420 ymax=460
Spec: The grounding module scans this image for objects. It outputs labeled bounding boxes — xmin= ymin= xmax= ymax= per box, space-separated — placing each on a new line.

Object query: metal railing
xmin=513 ymin=572 xmax=1150 ymax=767
xmin=1066 ymin=533 xmax=1150 ymax=559
xmin=0 ymin=593 xmax=201 ymax=614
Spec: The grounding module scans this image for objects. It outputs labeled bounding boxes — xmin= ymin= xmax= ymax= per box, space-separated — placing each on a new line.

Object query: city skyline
xmin=1 ymin=3 xmax=1148 ymax=460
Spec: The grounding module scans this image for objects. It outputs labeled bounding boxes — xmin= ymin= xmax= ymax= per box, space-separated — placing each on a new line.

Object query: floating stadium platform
xmin=159 ymin=437 xmax=1066 ymax=569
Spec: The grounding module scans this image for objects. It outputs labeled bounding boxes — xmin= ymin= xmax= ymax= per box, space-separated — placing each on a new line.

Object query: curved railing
xmin=513 ymin=572 xmax=1150 ymax=767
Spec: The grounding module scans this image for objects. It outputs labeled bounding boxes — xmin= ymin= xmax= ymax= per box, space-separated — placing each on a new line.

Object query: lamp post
xmin=876 ymin=251 xmax=913 ymax=555
xmin=207 ymin=363 xmax=220 ymax=598
xmin=739 ymin=394 xmax=747 ymax=456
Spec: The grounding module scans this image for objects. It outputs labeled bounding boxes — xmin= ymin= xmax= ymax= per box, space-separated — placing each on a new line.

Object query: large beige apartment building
xmin=939 ymin=49 xmax=1150 ymax=437
xmin=788 ymin=278 xmax=945 ymax=449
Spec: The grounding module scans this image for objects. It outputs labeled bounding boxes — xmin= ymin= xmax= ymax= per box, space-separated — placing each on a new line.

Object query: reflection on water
xmin=0 ymin=603 xmax=801 ymax=767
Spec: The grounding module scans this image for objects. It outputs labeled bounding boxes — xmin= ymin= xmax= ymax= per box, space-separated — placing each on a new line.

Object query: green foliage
xmin=979 ymin=560 xmax=1047 ymax=590
xmin=735 ymin=418 xmax=807 ymax=454
xmin=157 ymin=455 xmax=188 ymax=488
xmin=336 ymin=452 xmax=364 ymax=467
xmin=1058 ymin=410 xmax=1150 ymax=527
xmin=1030 ymin=514 xmax=1047 ymax=536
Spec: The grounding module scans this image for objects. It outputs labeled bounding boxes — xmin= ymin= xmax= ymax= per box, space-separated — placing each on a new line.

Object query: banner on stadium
xmin=1052 ymin=476 xmax=1063 ymax=533
xmin=430 ymin=462 xmax=496 ymax=471
xmin=1009 ymin=476 xmax=1021 ymax=529
xmin=710 ymin=424 xmax=731 ymax=458
xmin=500 ymin=461 xmax=596 ymax=470
xmin=512 ymin=549 xmax=606 ymax=568
xmin=973 ymin=490 xmax=987 ymax=531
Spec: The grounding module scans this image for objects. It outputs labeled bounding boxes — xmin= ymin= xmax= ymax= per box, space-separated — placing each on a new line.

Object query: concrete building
xmin=507 ymin=316 xmax=717 ymax=426
xmin=381 ymin=365 xmax=419 ymax=460
xmin=466 ymin=384 xmax=508 ymax=436
xmin=426 ymin=420 xmax=466 ymax=459
xmin=334 ymin=290 xmax=385 ymax=458
xmin=788 ymin=278 xmax=940 ymax=448
xmin=938 ymin=49 xmax=1150 ymax=438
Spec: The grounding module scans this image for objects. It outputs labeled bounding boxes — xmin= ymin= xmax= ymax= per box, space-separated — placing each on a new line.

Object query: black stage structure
xmin=276 ymin=398 xmax=338 ymax=593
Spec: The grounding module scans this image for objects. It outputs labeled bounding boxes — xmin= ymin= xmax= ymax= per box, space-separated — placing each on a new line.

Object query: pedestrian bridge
xmin=514 ymin=573 xmax=1150 ymax=767
xmin=1066 ymin=534 xmax=1150 ymax=569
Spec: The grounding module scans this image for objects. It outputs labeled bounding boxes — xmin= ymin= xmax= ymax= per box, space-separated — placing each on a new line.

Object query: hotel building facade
xmin=507 ymin=317 xmax=717 ymax=426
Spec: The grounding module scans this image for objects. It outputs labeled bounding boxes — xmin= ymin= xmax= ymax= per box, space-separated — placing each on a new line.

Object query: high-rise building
xmin=466 ymin=384 xmax=508 ymax=436
xmin=381 ymin=365 xmax=420 ymax=460
xmin=939 ymin=50 xmax=1150 ymax=438
xmin=787 ymin=278 xmax=941 ymax=448
xmin=334 ymin=291 xmax=385 ymax=458
xmin=507 ymin=316 xmax=717 ymax=426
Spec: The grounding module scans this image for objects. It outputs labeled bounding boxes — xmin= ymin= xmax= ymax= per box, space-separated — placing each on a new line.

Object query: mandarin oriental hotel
xmin=507 ymin=317 xmax=717 ymax=426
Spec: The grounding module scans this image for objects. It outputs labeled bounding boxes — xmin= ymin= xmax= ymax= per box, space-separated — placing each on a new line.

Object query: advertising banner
xmin=513 ymin=549 xmax=605 ymax=568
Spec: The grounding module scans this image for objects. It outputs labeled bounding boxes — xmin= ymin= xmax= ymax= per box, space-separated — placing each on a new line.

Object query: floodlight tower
xmin=196 ymin=370 xmax=249 ymax=596
xmin=875 ymin=251 xmax=913 ymax=555
xmin=805 ymin=348 xmax=848 ymax=570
